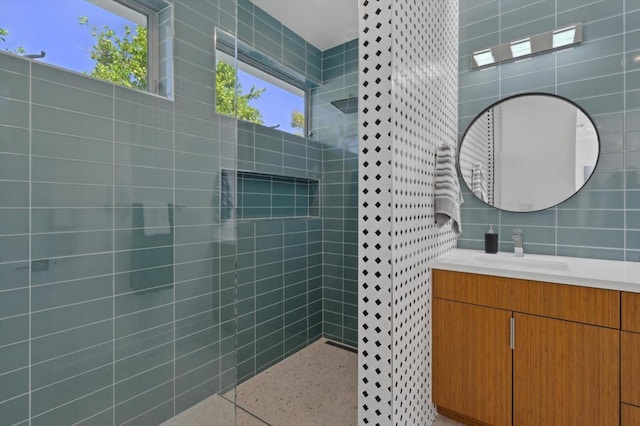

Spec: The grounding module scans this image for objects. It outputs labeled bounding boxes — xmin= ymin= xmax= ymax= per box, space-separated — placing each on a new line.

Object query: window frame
xmin=214 ymin=29 xmax=311 ymax=137
xmin=79 ymin=0 xmax=172 ymax=96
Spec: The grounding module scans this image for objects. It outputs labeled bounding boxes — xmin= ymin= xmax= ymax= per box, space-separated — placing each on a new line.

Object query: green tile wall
xmin=313 ymin=39 xmax=359 ymax=347
xmin=0 ymin=2 xmax=359 ymax=424
xmin=459 ymin=0 xmax=640 ymax=262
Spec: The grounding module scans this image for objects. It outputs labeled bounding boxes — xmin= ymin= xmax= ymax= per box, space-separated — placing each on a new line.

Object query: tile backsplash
xmin=458 ymin=0 xmax=640 ymax=262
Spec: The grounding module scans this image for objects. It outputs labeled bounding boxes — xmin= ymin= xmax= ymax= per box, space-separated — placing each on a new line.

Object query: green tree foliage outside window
xmin=80 ymin=17 xmax=147 ymax=90
xmin=0 ymin=27 xmax=25 ymax=53
xmin=80 ymin=18 xmax=266 ymax=123
xmin=215 ymin=60 xmax=264 ymax=124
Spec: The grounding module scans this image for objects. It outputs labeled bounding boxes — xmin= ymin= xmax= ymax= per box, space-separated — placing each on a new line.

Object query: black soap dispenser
xmin=485 ymin=224 xmax=498 ymax=254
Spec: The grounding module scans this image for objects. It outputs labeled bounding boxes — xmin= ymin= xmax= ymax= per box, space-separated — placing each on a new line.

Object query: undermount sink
xmin=473 ymin=254 xmax=570 ymax=272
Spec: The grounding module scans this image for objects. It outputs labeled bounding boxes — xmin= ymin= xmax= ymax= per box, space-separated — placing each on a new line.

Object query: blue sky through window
xmin=0 ymin=0 xmax=137 ymax=74
xmin=238 ymin=69 xmax=305 ymax=136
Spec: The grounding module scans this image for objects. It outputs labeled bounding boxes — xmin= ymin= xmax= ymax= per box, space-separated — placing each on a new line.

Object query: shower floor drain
xmin=325 ymin=340 xmax=358 ymax=353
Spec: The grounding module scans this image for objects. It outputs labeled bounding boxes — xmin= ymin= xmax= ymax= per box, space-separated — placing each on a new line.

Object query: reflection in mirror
xmin=459 ymin=94 xmax=600 ymax=212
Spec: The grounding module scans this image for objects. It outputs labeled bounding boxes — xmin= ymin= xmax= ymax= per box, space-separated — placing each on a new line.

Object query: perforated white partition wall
xmin=358 ymin=0 xmax=459 ymax=424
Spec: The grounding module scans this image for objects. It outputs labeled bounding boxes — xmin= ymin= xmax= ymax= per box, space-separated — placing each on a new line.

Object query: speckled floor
xmin=162 ymin=338 xmax=461 ymax=425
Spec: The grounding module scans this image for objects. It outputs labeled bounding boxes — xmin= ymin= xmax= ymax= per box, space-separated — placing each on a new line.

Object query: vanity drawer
xmin=622 ymin=292 xmax=640 ymax=333
xmin=622 ymin=331 xmax=640 ymax=406
xmin=622 ymin=404 xmax=640 ymax=426
xmin=433 ymin=270 xmax=620 ymax=328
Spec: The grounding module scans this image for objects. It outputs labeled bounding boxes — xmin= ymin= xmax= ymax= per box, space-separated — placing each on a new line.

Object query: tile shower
xmin=0 ymin=1 xmax=358 ymax=425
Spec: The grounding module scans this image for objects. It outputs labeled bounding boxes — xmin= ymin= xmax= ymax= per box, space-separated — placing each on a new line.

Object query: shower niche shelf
xmin=221 ymin=169 xmax=320 ymax=220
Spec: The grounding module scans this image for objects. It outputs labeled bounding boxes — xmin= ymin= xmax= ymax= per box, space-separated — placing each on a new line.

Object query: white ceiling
xmin=251 ymin=0 xmax=358 ymax=51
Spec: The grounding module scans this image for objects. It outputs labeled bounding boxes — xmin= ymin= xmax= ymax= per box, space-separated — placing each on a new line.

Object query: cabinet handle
xmin=510 ymin=317 xmax=515 ymax=350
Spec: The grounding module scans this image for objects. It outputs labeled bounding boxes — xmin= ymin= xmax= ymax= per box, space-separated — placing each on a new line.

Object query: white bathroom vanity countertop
xmin=429 ymin=249 xmax=640 ymax=293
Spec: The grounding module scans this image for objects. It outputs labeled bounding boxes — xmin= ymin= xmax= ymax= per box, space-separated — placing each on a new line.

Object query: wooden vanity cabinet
xmin=433 ymin=270 xmax=621 ymax=426
xmin=433 ymin=299 xmax=512 ymax=426
xmin=513 ymin=313 xmax=619 ymax=426
xmin=622 ymin=292 xmax=640 ymax=416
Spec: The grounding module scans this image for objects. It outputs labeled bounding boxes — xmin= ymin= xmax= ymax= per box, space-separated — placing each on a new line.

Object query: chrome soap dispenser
xmin=484 ymin=224 xmax=498 ymax=253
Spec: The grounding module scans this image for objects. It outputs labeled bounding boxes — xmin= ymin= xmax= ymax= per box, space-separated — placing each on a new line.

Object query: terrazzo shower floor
xmin=163 ymin=337 xmax=460 ymax=425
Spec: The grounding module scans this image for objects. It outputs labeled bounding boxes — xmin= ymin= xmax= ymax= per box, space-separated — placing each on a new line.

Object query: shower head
xmin=330 ymin=96 xmax=358 ymax=114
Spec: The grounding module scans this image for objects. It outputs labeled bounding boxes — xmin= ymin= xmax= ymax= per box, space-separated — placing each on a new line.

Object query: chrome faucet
xmin=512 ymin=229 xmax=524 ymax=257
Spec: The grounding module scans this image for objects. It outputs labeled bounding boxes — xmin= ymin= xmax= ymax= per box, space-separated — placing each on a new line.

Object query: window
xmin=0 ymin=0 xmax=172 ymax=97
xmin=215 ymin=31 xmax=308 ymax=137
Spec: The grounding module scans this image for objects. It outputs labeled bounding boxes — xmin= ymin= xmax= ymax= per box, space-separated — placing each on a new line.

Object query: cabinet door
xmin=433 ymin=299 xmax=512 ymax=426
xmin=513 ymin=313 xmax=619 ymax=426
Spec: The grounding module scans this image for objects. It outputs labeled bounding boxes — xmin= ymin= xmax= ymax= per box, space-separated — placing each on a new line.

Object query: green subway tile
xmin=115 ymin=305 xmax=173 ymax=338
xmin=115 ymin=99 xmax=173 ymax=131
xmin=559 ymin=190 xmax=623 ymax=209
xmin=115 ymin=323 xmax=172 ymax=361
xmin=628 ymin=230 xmax=640 ymax=249
xmin=32 ymin=62 xmax=112 ymax=95
xmin=32 ymin=78 xmax=113 ymax=118
xmin=557 ymin=0 xmax=623 ymax=25
xmin=31 ymin=387 xmax=112 ymax=426
xmin=0 ymin=314 xmax=28 ymax=347
xmin=0 ymin=367 xmax=28 ymax=403
xmin=175 ymin=342 xmax=220 ymax=378
xmin=32 ymin=182 xmax=111 ymax=208
xmin=0 ymin=288 xmax=28 ymax=320
xmin=116 ymin=286 xmax=173 ymax=317
xmin=32 ymin=298 xmax=112 ymax=338
xmin=33 ymin=156 xmax=112 ymax=185
xmin=115 ymin=381 xmax=173 ymax=425
xmin=586 ymin=171 xmax=623 ymax=190
xmin=558 ymin=74 xmax=623 ymax=100
xmin=175 ymin=325 xmax=219 ymax=356
xmin=627 ymin=250 xmax=640 ymax=262
xmin=116 ymin=164 xmax=174 ymax=188
xmin=31 ymin=252 xmax=112 ymax=286
xmin=175 ymin=258 xmax=218 ymax=283
xmin=0 ymin=394 xmax=27 ymax=425
xmin=175 ymin=294 xmax=219 ymax=320
xmin=32 ymin=365 xmax=112 ymax=417
xmin=175 ymin=152 xmax=220 ymax=173
xmin=0 ymin=209 xmax=28 ymax=235
xmin=115 ymin=246 xmax=173 ymax=273
xmin=0 ymin=68 xmax=29 ymax=101
xmin=116 ymin=362 xmax=173 ymax=404
xmin=0 ymin=97 xmax=29 ymax=128
xmin=32 ymin=275 xmax=111 ymax=313
xmin=115 ymin=143 xmax=173 ymax=169
xmin=115 ymin=122 xmax=173 ymax=150
xmin=558 ymin=209 xmax=624 ymax=228
xmin=32 ymin=104 xmax=112 ymax=141
xmin=557 ymin=227 xmax=624 ymax=248
xmin=32 ymin=230 xmax=112 ymax=259
xmin=31 ymin=319 xmax=112 ymax=364
xmin=0 ymin=341 xmax=28 ymax=375
xmin=114 ymin=266 xmax=173 ymax=296
xmin=0 ymin=125 xmax=28 ymax=155
xmin=175 ymin=275 xmax=220 ymax=301
xmin=32 ymin=130 xmax=113 ymax=163
xmin=557 ymin=35 xmax=623 ymax=67
xmin=0 ymin=235 xmax=28 ymax=262
xmin=625 ymin=170 xmax=640 ymax=189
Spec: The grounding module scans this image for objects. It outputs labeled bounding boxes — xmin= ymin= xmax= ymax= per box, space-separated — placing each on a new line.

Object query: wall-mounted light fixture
xmin=471 ymin=23 xmax=582 ymax=69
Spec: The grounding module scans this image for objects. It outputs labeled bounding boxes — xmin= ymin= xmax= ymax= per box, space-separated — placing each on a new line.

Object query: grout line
xmin=28 ymin=57 xmax=32 ymax=426
xmin=110 ymin=84 xmax=116 ymax=426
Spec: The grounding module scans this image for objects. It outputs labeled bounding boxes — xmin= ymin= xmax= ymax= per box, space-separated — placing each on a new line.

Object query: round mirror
xmin=458 ymin=93 xmax=600 ymax=212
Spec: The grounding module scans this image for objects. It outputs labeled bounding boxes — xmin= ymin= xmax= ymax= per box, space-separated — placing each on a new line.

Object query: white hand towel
xmin=143 ymin=202 xmax=171 ymax=236
xmin=472 ymin=162 xmax=487 ymax=202
xmin=435 ymin=144 xmax=463 ymax=235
